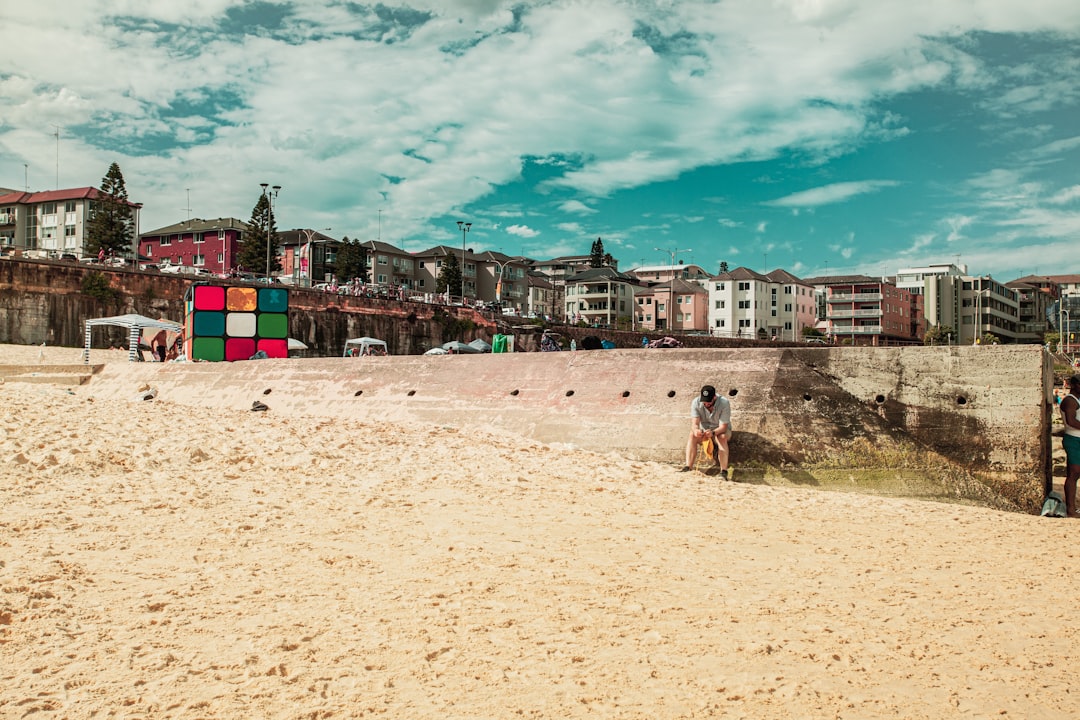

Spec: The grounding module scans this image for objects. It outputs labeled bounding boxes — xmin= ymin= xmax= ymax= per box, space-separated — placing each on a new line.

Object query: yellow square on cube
xmin=226 ymin=286 xmax=258 ymax=311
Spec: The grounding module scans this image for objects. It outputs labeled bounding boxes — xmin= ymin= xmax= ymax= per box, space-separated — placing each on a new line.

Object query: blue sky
xmin=2 ymin=1 xmax=1079 ymax=280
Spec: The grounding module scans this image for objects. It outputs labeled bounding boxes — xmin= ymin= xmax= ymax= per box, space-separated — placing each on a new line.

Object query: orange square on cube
xmin=226 ymin=286 xmax=258 ymax=312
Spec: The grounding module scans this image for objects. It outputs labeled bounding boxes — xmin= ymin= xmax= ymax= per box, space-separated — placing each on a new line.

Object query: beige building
xmin=564 ymin=267 xmax=639 ymax=328
xmin=0 ymin=186 xmax=142 ymax=260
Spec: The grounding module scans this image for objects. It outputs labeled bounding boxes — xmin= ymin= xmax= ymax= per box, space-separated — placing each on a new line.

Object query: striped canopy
xmin=83 ymin=314 xmax=183 ymax=363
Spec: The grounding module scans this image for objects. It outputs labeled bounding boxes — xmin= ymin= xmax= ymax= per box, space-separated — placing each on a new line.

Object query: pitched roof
xmin=714 ymin=266 xmax=772 ymax=282
xmin=141 ymin=217 xmax=249 ymax=237
xmin=564 ymin=266 xmax=638 ymax=284
xmin=0 ymin=186 xmax=140 ymax=207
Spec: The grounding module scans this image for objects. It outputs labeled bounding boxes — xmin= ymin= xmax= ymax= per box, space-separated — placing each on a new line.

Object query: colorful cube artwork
xmin=184 ymin=284 xmax=289 ymax=362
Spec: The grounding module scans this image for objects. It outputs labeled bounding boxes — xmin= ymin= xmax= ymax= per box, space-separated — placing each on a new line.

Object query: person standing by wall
xmin=682 ymin=384 xmax=732 ymax=479
xmin=1060 ymin=375 xmax=1080 ymax=517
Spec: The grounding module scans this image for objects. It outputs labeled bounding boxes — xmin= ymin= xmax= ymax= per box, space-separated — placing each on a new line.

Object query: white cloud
xmin=558 ymin=200 xmax=597 ymax=214
xmin=506 ymin=224 xmax=540 ymax=238
xmin=945 ymin=215 xmax=974 ymax=242
xmin=1048 ymin=185 xmax=1080 ymax=204
xmin=767 ymin=181 xmax=900 ymax=208
xmin=1 ymin=0 xmax=1079 ymax=271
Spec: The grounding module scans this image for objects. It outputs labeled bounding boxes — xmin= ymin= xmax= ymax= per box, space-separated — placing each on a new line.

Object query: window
xmin=378 ymin=255 xmax=388 ymax=265
xmin=217 ymin=253 xmax=223 ymax=263
xmin=161 ymin=236 xmax=171 ymax=247
xmin=194 ymin=233 xmax=204 ymax=244
xmin=738 ymin=300 xmax=750 ymax=309
xmin=418 ymin=279 xmax=426 ymax=288
xmin=65 ymin=201 xmax=76 ymax=213
xmin=677 ymin=296 xmax=683 ymax=304
xmin=784 ymin=304 xmax=792 ymax=312
xmin=64 ymin=225 xmax=75 ymax=237
xmin=419 ymin=261 xmax=426 ymax=269
xmin=41 ymin=202 xmax=56 ymax=214
xmin=193 ymin=254 xmax=205 ymax=266
xmin=715 ymin=300 xmax=725 ymax=309
xmin=377 ymin=273 xmax=387 ymax=283
xmin=716 ymin=319 xmax=726 ymax=327
xmin=739 ymin=319 xmax=751 ymax=328
xmin=784 ymin=286 xmax=792 ymax=294
xmin=657 ymin=302 xmax=665 ymax=312
xmin=715 ymin=282 xmax=725 ymax=291
xmin=738 ymin=281 xmax=750 ymax=291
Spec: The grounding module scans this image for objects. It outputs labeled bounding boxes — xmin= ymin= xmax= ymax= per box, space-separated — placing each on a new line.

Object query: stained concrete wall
xmin=0 ymin=257 xmax=493 ymax=355
xmin=78 ymin=344 xmax=1051 ymax=511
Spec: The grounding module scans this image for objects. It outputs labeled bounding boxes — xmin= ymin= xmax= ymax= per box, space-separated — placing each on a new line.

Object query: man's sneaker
xmin=719 ymin=469 xmax=729 ymax=481
xmin=679 ymin=465 xmax=692 ymax=473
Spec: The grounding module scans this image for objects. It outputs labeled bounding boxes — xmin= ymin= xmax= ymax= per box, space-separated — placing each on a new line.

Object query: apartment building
xmin=637 ymin=278 xmax=708 ymax=331
xmin=360 ymin=240 xmax=418 ymax=290
xmin=473 ymin=251 xmax=531 ymax=311
xmin=564 ymin=267 xmax=639 ymax=328
xmin=0 ymin=186 xmax=142 ymax=260
xmin=1005 ymin=276 xmax=1059 ymax=342
xmin=525 ymin=272 xmax=558 ymax=319
xmin=627 ymin=262 xmax=711 ymax=284
xmin=140 ymin=218 xmax=247 ymax=274
xmin=812 ymin=275 xmax=924 ymax=346
xmin=278 ymin=229 xmax=340 ymax=285
xmin=706 ymin=267 xmax=816 ymax=340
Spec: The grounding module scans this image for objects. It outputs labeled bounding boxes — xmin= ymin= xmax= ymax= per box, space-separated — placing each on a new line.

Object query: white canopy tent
xmin=83 ymin=313 xmax=184 ymax=363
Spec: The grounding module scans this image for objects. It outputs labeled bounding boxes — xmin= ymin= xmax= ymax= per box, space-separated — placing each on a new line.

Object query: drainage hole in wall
xmin=622 ymin=390 xmax=631 ymax=398
xmin=728 ymin=388 xmax=738 ymax=397
xmin=956 ymin=396 xmax=967 ymax=405
xmin=875 ymin=394 xmax=886 ymax=405
xmin=407 ymin=390 xmax=417 ymax=397
xmin=803 ymin=393 xmax=813 ymax=402
xmin=510 ymin=389 xmax=520 ymax=396
xmin=565 ymin=390 xmax=575 ymax=397
xmin=667 ymin=390 xmax=677 ymax=398
xmin=262 ymin=388 xmax=272 ymax=395
xmin=354 ymin=390 xmax=363 ymax=397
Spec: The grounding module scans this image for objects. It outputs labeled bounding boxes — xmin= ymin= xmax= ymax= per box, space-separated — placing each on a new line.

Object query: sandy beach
xmin=2 ymin=346 xmax=1079 ymax=718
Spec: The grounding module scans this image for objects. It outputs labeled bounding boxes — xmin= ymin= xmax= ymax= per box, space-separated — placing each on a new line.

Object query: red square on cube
xmin=257 ymin=338 xmax=288 ymax=359
xmin=225 ymin=337 xmax=257 ymax=362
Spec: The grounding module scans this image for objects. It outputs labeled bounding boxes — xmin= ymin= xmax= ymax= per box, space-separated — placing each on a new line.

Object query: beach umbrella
xmin=441 ymin=340 xmax=481 ymax=354
xmin=468 ymin=338 xmax=492 ymax=353
xmin=287 ymin=338 xmax=308 ymax=350
xmin=424 ymin=347 xmax=448 ymax=355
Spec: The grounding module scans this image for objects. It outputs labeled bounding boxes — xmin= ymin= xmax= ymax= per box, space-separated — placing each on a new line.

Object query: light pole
xmin=655 ymin=246 xmax=691 ymax=331
xmin=457 ymin=221 xmax=471 ymax=303
xmin=493 ymin=259 xmax=508 ymax=306
xmin=972 ymin=276 xmax=983 ymax=346
xmin=1063 ymin=308 xmax=1072 ymax=355
xmin=260 ymin=183 xmax=281 ymax=283
xmin=298 ymin=227 xmax=331 ymax=287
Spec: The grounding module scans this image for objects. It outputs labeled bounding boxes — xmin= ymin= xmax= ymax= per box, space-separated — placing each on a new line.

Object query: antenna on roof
xmin=52 ymin=125 xmax=62 ymax=189
xmin=182 ymin=189 xmax=192 ymax=222
xmin=24 ymin=163 xmax=28 ymax=192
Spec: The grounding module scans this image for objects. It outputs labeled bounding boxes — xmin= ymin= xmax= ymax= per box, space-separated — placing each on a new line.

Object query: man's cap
xmin=700 ymin=385 xmax=716 ymax=402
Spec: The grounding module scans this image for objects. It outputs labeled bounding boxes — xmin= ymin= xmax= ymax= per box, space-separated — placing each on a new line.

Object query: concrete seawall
xmin=79 ymin=344 xmax=1052 ymax=511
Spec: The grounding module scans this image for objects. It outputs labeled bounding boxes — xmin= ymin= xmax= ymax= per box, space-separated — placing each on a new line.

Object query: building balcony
xmin=829 ymin=292 xmax=883 ymax=302
xmin=832 ymin=325 xmax=882 ymax=334
xmin=828 ymin=308 xmax=883 ymax=319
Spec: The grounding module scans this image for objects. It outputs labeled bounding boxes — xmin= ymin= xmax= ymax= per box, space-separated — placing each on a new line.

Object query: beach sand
xmin=2 ymin=346 xmax=1079 ymax=718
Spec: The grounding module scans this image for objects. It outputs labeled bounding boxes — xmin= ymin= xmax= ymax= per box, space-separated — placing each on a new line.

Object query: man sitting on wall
xmin=681 ymin=384 xmax=732 ymax=479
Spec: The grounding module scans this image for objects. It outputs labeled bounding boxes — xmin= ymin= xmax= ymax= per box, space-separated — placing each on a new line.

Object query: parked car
xmin=60 ymin=253 xmax=79 ymax=262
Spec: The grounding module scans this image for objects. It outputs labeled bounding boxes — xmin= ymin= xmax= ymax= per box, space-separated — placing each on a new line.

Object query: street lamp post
xmin=457 ymin=221 xmax=471 ymax=303
xmin=297 ymin=227 xmax=331 ymax=287
xmin=260 ymin=183 xmax=281 ymax=283
xmin=655 ymin=246 xmax=691 ymax=331
xmin=1063 ymin=308 xmax=1072 ymax=355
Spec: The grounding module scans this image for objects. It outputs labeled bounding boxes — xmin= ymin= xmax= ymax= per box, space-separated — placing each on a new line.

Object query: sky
xmin=3 ymin=0 xmax=1080 ymax=280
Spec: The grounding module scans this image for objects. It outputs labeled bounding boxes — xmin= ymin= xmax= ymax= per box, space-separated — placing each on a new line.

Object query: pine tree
xmin=719 ymin=261 xmax=729 ymax=274
xmin=85 ymin=163 xmax=135 ymax=259
xmin=589 ymin=237 xmax=605 ymax=268
xmin=437 ymin=252 xmax=462 ymax=296
xmin=335 ymin=238 xmax=369 ymax=283
xmin=237 ymin=192 xmax=280 ymax=278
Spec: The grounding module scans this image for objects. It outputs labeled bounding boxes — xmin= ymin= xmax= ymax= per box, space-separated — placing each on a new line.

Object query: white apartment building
xmin=708 ymin=267 xmax=816 ymax=340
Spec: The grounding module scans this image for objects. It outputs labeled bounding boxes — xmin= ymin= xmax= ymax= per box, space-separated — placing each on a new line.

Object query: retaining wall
xmin=79 ymin=344 xmax=1052 ymax=511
